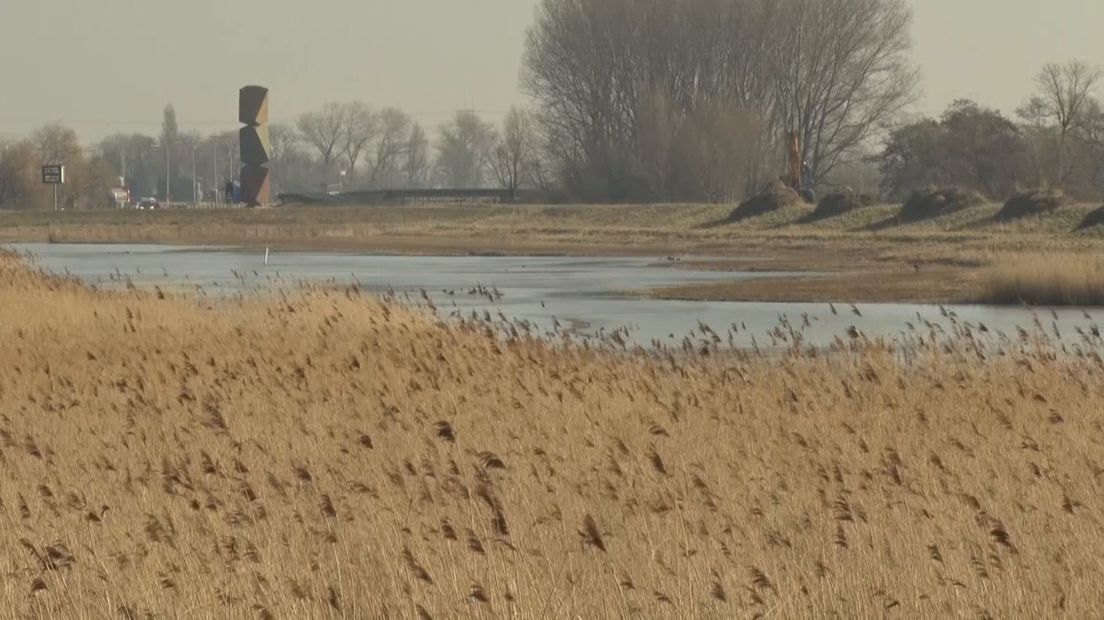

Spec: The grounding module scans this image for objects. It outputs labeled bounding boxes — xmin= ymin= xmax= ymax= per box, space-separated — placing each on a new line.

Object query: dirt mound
xmin=995 ymin=189 xmax=1069 ymax=222
xmin=808 ymin=192 xmax=880 ymax=221
xmin=1076 ymin=205 xmax=1104 ymax=231
xmin=898 ymin=187 xmax=986 ymax=222
xmin=728 ymin=181 xmax=804 ymax=222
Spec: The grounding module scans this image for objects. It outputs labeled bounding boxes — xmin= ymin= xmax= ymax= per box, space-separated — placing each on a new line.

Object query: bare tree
xmin=160 ymin=105 xmax=179 ymax=200
xmin=34 ymin=124 xmax=81 ymax=165
xmin=32 ymin=125 xmax=85 ymax=208
xmin=1018 ymin=61 xmax=1103 ymax=186
xmin=772 ymin=0 xmax=918 ymax=186
xmin=491 ymin=107 xmax=537 ymax=199
xmin=436 ymin=111 xmax=497 ymax=188
xmin=268 ymin=123 xmax=300 ymax=195
xmin=673 ymin=103 xmax=774 ymax=202
xmin=404 ymin=124 xmax=430 ymax=188
xmin=340 ymin=102 xmax=378 ymax=185
xmin=99 ymin=133 xmax=158 ymax=199
xmin=523 ymin=0 xmax=915 ymax=200
xmin=368 ymin=107 xmax=412 ymax=188
xmin=297 ymin=103 xmax=345 ymax=188
xmin=0 ymin=140 xmax=36 ymax=208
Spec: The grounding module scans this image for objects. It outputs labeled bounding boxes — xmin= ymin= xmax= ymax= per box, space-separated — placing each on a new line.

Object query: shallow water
xmin=7 ymin=243 xmax=1101 ymax=350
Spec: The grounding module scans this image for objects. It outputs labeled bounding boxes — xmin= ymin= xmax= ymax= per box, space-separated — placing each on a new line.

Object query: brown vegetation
xmin=2 ymin=251 xmax=1103 ymax=617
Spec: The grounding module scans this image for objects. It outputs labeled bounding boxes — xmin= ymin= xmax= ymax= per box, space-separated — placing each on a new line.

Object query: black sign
xmin=42 ymin=165 xmax=65 ymax=184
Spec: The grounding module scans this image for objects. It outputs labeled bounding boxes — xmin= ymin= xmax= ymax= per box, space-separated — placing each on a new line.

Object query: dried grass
xmin=983 ymin=252 xmax=1104 ymax=306
xmin=1 ymin=251 xmax=1103 ymax=617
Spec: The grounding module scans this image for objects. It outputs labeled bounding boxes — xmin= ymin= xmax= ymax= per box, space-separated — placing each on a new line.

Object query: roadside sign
xmin=42 ymin=165 xmax=65 ymax=184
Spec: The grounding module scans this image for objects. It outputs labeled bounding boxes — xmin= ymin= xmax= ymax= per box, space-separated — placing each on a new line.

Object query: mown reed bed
xmin=0 ymin=251 xmax=1103 ymax=618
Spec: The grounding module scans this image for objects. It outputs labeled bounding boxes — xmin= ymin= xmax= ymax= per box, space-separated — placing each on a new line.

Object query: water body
xmin=6 ymin=243 xmax=1101 ymax=350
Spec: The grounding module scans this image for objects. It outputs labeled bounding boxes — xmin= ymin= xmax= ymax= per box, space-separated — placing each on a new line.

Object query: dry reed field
xmin=983 ymin=253 xmax=1104 ymax=307
xmin=2 ymin=250 xmax=1104 ymax=618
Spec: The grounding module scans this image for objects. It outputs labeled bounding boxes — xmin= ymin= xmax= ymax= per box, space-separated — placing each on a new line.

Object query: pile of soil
xmin=808 ymin=192 xmax=880 ymax=221
xmin=898 ymin=187 xmax=986 ymax=222
xmin=1076 ymin=205 xmax=1104 ymax=231
xmin=995 ymin=189 xmax=1068 ymax=222
xmin=728 ymin=181 xmax=804 ymax=222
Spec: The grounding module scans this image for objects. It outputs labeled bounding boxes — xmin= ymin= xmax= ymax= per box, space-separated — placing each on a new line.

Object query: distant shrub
xmin=898 ymin=187 xmax=986 ymax=222
xmin=995 ymin=189 xmax=1068 ymax=222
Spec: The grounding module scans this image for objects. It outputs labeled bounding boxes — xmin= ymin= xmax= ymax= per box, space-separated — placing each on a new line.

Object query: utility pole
xmin=227 ymin=141 xmax=234 ymax=203
xmin=212 ymin=140 xmax=219 ymax=206
xmin=192 ymin=144 xmax=197 ymax=207
xmin=165 ymin=141 xmax=171 ymax=203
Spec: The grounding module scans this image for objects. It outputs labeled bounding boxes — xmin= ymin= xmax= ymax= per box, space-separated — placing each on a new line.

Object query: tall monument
xmin=239 ymin=86 xmax=272 ymax=207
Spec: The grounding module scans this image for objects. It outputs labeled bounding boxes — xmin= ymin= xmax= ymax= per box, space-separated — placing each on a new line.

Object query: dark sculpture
xmin=240 ymin=125 xmax=272 ymax=166
xmin=239 ymin=86 xmax=269 ymax=126
xmin=239 ymin=86 xmax=271 ymax=206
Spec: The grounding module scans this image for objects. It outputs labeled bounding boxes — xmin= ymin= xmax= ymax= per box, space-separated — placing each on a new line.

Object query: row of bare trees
xmin=0 ymin=105 xmax=545 ymax=209
xmin=292 ymin=104 xmax=539 ymax=195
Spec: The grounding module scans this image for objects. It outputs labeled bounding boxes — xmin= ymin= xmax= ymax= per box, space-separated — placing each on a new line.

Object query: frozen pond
xmin=7 ymin=243 xmax=1101 ymax=350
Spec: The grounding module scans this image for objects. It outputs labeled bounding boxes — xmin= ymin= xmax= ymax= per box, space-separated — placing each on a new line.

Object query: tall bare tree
xmin=1018 ymin=61 xmax=1103 ymax=186
xmin=340 ymin=102 xmax=378 ymax=185
xmin=404 ymin=124 xmax=430 ymax=188
xmin=772 ymin=0 xmax=918 ymax=185
xmin=297 ymin=103 xmax=345 ymax=188
xmin=268 ymin=123 xmax=300 ymax=195
xmin=436 ymin=111 xmax=497 ymax=188
xmin=160 ymin=105 xmax=179 ymax=200
xmin=32 ymin=125 xmax=85 ymax=208
xmin=523 ymin=0 xmax=916 ymax=200
xmin=99 ymin=133 xmax=158 ymax=199
xmin=492 ymin=107 xmax=538 ymax=199
xmin=368 ymin=107 xmax=412 ymax=187
xmin=0 ymin=140 xmax=36 ymax=208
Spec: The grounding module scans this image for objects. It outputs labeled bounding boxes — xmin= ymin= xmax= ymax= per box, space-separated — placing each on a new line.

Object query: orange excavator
xmin=785 ymin=130 xmax=816 ymax=203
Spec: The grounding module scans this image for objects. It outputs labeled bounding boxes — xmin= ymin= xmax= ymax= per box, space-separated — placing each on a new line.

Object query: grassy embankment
xmin=1 ymin=251 xmax=1103 ymax=617
xmin=2 ymin=200 xmax=1104 ymax=305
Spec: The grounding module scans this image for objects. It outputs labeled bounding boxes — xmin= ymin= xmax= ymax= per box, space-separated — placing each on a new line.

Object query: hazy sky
xmin=0 ymin=0 xmax=1102 ymax=141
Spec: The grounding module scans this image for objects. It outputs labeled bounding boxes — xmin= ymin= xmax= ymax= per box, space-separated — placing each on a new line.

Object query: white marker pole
xmin=264 ymin=247 xmax=269 ymax=266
